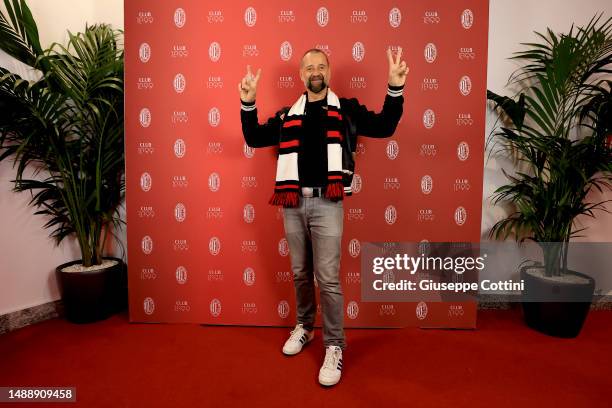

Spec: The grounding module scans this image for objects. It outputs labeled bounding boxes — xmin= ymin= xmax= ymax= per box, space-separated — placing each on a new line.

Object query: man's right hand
xmin=238 ymin=65 xmax=261 ymax=103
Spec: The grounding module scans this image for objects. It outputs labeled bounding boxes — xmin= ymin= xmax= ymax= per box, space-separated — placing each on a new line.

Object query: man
xmin=239 ymin=48 xmax=407 ymax=386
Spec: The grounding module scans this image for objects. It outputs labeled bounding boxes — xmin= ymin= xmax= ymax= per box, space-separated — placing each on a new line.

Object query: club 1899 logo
xmin=454 ymin=206 xmax=467 ymax=226
xmin=419 ymin=240 xmax=431 ymax=256
xmin=243 ymin=143 xmax=255 ymax=159
xmin=173 ymin=73 xmax=186 ymax=94
xmin=280 ymin=41 xmax=293 ymax=61
xmin=386 ymin=140 xmax=399 ymax=160
xmin=137 ymin=77 xmax=153 ymax=90
xmin=351 ymin=10 xmax=367 ymax=23
xmin=243 ymin=267 xmax=255 ymax=286
xmin=385 ymin=205 xmax=397 ymax=225
xmin=348 ymin=239 xmax=361 ymax=258
xmin=143 ymin=297 xmax=155 ymax=315
xmin=389 ymin=7 xmax=401 ymax=28
xmin=458 ymin=47 xmax=476 ymax=60
xmin=350 ymin=76 xmax=366 ymax=89
xmin=384 ymin=177 xmax=400 ymax=190
xmin=141 ymin=235 xmax=153 ymax=255
xmin=457 ymin=141 xmax=470 ymax=161
xmin=209 ymin=236 xmax=221 ymax=256
xmin=449 ymin=304 xmax=465 ymax=317
xmin=316 ymin=7 xmax=329 ymax=27
xmin=278 ymin=75 xmax=295 ymax=88
xmin=424 ymin=43 xmax=437 ymax=63
xmin=278 ymin=10 xmax=295 ymax=23
xmin=243 ymin=204 xmax=255 ymax=223
xmin=172 ymin=111 xmax=188 ymax=124
xmin=208 ymin=172 xmax=220 ymax=192
xmin=454 ymin=178 xmax=471 ymax=192
xmin=139 ymin=43 xmax=151 ymax=63
xmin=139 ymin=108 xmax=151 ymax=128
xmin=278 ymin=300 xmax=290 ymax=319
xmin=278 ymin=238 xmax=289 ymax=257
xmin=176 ymin=266 xmax=187 ymax=285
xmin=459 ymin=75 xmax=472 ymax=96
xmin=423 ymin=11 xmax=440 ymax=24
xmin=423 ymin=109 xmax=435 ymax=129
xmin=314 ymin=44 xmax=331 ymax=56
xmin=241 ymin=303 xmax=257 ymax=315
xmin=140 ymin=172 xmax=152 ymax=192
xmin=416 ymin=301 xmax=428 ymax=320
xmin=244 ymin=6 xmax=257 ymax=27
xmin=174 ymin=139 xmax=186 ymax=158
xmin=174 ymin=8 xmax=186 ymax=28
xmin=352 ymin=42 xmax=365 ymax=62
xmin=137 ymin=11 xmax=153 ymax=25
xmin=351 ymin=173 xmax=362 ymax=193
xmin=456 ymin=113 xmax=474 ymax=126
xmin=210 ymin=299 xmax=221 ymax=317
xmin=422 ymin=77 xmax=439 ymax=91
xmin=380 ymin=304 xmax=396 ymax=316
xmin=174 ymin=203 xmax=186 ymax=222
xmin=461 ymin=9 xmax=474 ymax=29
xmin=137 ymin=206 xmax=154 ymax=218
xmin=383 ymin=270 xmax=395 ymax=284
xmin=208 ymin=10 xmax=223 ymax=23
xmin=347 ymin=301 xmax=359 ymax=319
xmin=208 ymin=107 xmax=221 ymax=127
xmin=421 ymin=175 xmax=433 ymax=194
xmin=209 ymin=135 xmax=225 ymax=150
xmin=420 ymin=144 xmax=437 ymax=157
xmin=209 ymin=42 xmax=221 ymax=62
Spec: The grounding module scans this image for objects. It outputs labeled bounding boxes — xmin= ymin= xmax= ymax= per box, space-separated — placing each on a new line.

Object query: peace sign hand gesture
xmin=387 ymin=47 xmax=409 ymax=87
xmin=238 ymin=65 xmax=262 ymax=103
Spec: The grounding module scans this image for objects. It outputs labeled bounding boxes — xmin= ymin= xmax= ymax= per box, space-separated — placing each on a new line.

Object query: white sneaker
xmin=318 ymin=346 xmax=343 ymax=386
xmin=282 ymin=324 xmax=314 ymax=356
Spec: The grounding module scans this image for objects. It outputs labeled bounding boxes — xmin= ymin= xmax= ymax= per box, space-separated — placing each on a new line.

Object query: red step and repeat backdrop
xmin=125 ymin=0 xmax=489 ymax=328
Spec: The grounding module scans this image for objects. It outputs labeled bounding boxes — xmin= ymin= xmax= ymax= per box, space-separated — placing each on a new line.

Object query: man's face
xmin=299 ymin=52 xmax=330 ymax=94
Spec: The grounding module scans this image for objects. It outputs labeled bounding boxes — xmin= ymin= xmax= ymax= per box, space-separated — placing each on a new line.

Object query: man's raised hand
xmin=387 ymin=47 xmax=409 ymax=87
xmin=239 ymin=65 xmax=262 ymax=103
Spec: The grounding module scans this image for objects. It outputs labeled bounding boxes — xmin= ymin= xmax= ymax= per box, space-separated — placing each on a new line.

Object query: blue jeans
xmin=283 ymin=196 xmax=346 ymax=349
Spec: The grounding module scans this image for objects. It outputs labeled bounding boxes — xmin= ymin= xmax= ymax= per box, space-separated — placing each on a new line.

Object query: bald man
xmin=239 ymin=48 xmax=407 ymax=386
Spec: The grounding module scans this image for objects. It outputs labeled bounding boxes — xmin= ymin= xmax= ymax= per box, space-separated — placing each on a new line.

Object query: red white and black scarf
xmin=269 ymin=89 xmax=344 ymax=208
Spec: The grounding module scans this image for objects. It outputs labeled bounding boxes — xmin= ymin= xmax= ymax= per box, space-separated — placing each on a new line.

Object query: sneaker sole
xmin=282 ymin=335 xmax=314 ymax=356
xmin=318 ymin=376 xmax=340 ymax=387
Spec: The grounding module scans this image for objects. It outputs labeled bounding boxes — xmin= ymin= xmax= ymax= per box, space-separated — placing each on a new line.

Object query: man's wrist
xmin=387 ymin=83 xmax=404 ymax=97
xmin=241 ymin=99 xmax=256 ymax=111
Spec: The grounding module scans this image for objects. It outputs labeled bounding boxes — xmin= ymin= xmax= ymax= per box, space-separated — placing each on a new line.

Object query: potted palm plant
xmin=0 ymin=0 xmax=126 ymax=323
xmin=487 ymin=15 xmax=612 ymax=337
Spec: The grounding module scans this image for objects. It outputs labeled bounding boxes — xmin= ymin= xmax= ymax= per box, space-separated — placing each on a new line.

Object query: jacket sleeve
xmin=341 ymin=85 xmax=404 ymax=139
xmin=240 ymin=100 xmax=284 ymax=148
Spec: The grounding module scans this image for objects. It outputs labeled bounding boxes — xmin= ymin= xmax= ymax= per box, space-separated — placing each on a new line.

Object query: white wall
xmin=483 ymin=0 xmax=612 ymax=242
xmin=1 ymin=0 xmax=610 ymax=315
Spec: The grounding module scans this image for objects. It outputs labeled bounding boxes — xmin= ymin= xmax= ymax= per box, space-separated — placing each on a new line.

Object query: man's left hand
xmin=387 ymin=47 xmax=409 ymax=87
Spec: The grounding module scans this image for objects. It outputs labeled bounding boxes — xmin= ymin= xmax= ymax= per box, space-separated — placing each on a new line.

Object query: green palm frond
xmin=487 ymin=14 xmax=612 ymax=276
xmin=0 ymin=0 xmax=42 ymax=67
xmin=0 ymin=4 xmax=124 ymax=268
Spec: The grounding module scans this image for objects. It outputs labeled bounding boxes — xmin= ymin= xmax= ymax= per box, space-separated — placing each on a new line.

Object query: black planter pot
xmin=520 ymin=265 xmax=595 ymax=338
xmin=56 ymin=257 xmax=128 ymax=324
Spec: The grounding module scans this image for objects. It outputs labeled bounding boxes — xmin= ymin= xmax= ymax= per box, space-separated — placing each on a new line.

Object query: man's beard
xmin=306 ymin=75 xmax=327 ymax=93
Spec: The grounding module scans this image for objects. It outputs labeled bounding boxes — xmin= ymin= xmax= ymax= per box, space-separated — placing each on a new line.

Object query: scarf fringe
xmin=269 ymin=191 xmax=300 ymax=208
xmin=325 ymin=182 xmax=345 ymax=201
